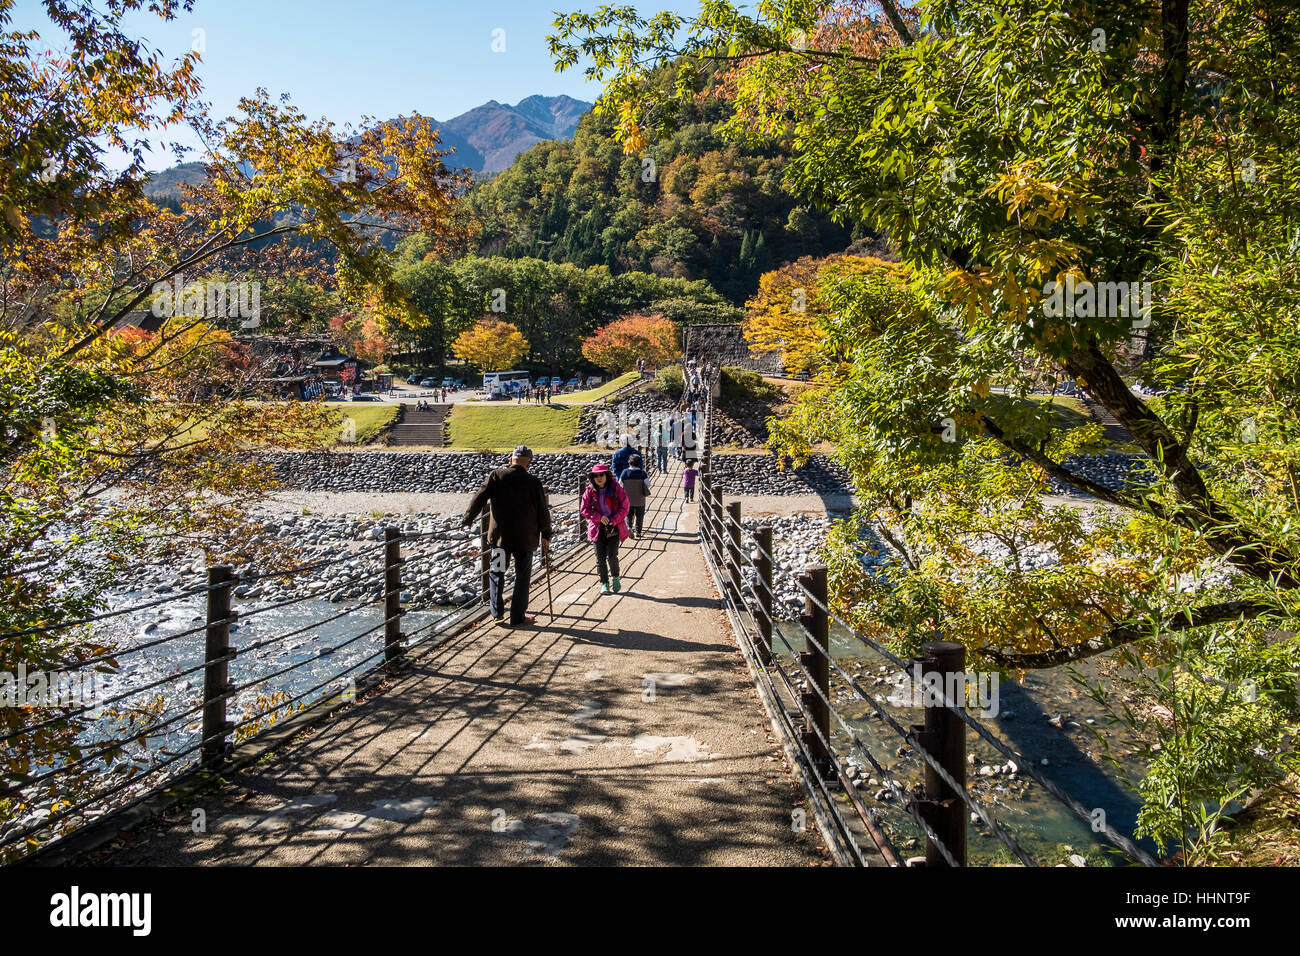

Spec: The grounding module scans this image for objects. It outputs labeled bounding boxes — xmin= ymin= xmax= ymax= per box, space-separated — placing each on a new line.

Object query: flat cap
xmin=512 ymin=445 xmax=533 ymax=458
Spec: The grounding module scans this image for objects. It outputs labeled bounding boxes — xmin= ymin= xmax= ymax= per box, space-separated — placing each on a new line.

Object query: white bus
xmin=482 ymin=370 xmax=531 ymax=399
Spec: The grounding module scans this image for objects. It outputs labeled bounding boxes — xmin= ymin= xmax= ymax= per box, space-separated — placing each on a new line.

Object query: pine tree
xmin=753 ymin=232 xmax=770 ymax=274
xmin=738 ymin=229 xmax=755 ymax=272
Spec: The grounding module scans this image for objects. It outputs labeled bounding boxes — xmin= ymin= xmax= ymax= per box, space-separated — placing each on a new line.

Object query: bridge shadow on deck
xmin=90 ymin=476 xmax=816 ymax=866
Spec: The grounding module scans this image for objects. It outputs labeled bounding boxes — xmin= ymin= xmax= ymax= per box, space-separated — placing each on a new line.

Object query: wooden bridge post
xmin=479 ymin=512 xmax=491 ymax=607
xmin=797 ymin=565 xmax=831 ymax=777
xmin=726 ymin=501 xmax=742 ymax=606
xmin=914 ymin=640 xmax=968 ymax=867
xmin=384 ymin=527 xmax=404 ymax=666
xmin=709 ymin=485 xmax=724 ymax=571
xmin=697 ymin=466 xmax=711 ymax=552
xmin=202 ymin=564 xmax=235 ymax=767
xmin=753 ymin=525 xmax=774 ymax=665
xmin=577 ymin=476 xmax=587 ymax=539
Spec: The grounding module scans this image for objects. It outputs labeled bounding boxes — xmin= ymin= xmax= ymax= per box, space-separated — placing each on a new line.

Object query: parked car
xmin=441 ymin=378 xmax=454 ymax=388
xmin=406 ymin=373 xmax=420 ymax=384
xmin=350 ymin=393 xmax=383 ymax=402
xmin=585 ymin=376 xmax=601 ymax=388
xmin=566 ymin=377 xmax=580 ymax=389
xmin=419 ymin=378 xmax=435 ymax=387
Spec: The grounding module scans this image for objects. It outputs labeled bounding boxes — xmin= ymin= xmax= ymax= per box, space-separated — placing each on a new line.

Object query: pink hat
xmin=590 ymin=463 xmax=612 ymax=475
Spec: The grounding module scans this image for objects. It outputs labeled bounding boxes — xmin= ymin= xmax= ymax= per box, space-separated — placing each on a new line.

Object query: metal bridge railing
xmin=0 ymin=490 xmax=584 ymax=864
xmin=692 ymin=371 xmax=1157 ymax=868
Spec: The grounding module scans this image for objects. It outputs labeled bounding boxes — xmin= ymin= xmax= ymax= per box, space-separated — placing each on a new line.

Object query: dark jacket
xmin=619 ymin=466 xmax=650 ymax=507
xmin=462 ymin=464 xmax=553 ymax=553
xmin=611 ymin=443 xmax=635 ymax=476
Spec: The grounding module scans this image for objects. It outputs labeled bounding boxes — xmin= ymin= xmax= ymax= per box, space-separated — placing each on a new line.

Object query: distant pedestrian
xmin=612 ymin=436 xmax=635 ymax=476
xmin=580 ymin=463 xmax=629 ymax=594
xmin=657 ymin=429 xmax=669 ymax=472
xmin=461 ymin=445 xmax=553 ymax=626
xmin=619 ymin=455 xmax=651 ymax=539
xmin=683 ymin=463 xmax=697 ymax=502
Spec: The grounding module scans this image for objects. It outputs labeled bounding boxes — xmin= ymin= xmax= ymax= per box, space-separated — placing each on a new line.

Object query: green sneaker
xmin=611 ymin=577 xmax=621 ymax=593
xmin=600 ymin=582 xmax=611 ymax=595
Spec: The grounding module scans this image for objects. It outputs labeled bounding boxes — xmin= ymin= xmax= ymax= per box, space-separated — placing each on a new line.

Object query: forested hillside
xmin=463 ymin=82 xmax=865 ymax=302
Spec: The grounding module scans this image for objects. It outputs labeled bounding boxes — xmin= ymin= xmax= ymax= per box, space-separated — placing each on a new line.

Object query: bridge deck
xmin=92 ymin=475 xmax=824 ymax=866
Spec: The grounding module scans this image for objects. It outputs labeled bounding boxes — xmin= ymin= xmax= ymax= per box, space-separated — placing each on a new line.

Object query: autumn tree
xmin=744 ymin=255 xmax=885 ymax=375
xmin=453 ymin=318 xmax=528 ymax=372
xmin=553 ymin=0 xmax=1300 ymax=858
xmin=581 ymin=313 xmax=678 ymax=374
xmin=329 ymin=311 xmax=391 ymax=364
xmin=0 ymin=0 xmax=464 ymax=854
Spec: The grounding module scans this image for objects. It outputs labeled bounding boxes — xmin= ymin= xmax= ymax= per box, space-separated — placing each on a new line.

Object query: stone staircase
xmin=386 ymin=403 xmax=451 ymax=447
xmin=1080 ymin=394 xmax=1133 ymax=445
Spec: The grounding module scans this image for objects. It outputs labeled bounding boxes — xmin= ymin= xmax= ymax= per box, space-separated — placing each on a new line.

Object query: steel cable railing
xmin=697 ymin=492 xmax=958 ymax=865
xmin=0 ymin=516 xmax=559 ymax=861
xmin=0 ymin=542 xmax=480 ymax=746
xmin=741 ymin=583 xmax=910 ymax=866
xmin=721 ymin=518 xmax=1032 ymax=864
xmin=702 ymin=470 xmax=1157 ymax=866
xmin=695 ymin=498 xmax=938 ymax=866
xmin=728 ymin=510 xmax=1157 ymax=867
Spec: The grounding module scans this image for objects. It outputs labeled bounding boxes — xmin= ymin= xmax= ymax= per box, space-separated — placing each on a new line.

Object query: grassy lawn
xmin=1027 ymin=394 xmax=1092 ymax=429
xmin=333 ymin=404 xmax=398 ymax=444
xmin=151 ymin=402 xmax=397 ymax=447
xmin=563 ymin=371 xmax=639 ymax=404
xmin=446 ymin=403 xmax=582 ymax=452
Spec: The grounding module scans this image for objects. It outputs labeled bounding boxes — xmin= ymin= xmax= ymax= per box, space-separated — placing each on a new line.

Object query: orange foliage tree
xmin=329 ymin=311 xmax=391 ymax=364
xmin=452 ymin=318 xmax=528 ymax=372
xmin=580 ymin=313 xmax=678 ymax=374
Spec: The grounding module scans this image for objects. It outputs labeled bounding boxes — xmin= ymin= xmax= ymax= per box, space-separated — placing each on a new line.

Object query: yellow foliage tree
xmin=744 ymin=255 xmax=891 ymax=375
xmin=452 ymin=317 xmax=528 ymax=372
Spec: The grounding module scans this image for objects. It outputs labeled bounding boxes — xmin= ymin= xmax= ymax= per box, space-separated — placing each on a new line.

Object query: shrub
xmin=654 ymin=364 xmax=684 ymax=399
xmin=720 ymin=366 xmax=781 ymax=401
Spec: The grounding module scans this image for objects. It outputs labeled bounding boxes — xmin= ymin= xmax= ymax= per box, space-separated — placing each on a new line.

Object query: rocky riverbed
xmin=1046 ymin=452 xmax=1145 ymax=495
xmin=112 ymin=506 xmax=584 ymax=613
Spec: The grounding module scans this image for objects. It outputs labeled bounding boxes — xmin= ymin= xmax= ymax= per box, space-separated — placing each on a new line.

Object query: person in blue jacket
xmin=611 ymin=435 xmax=635 ymax=476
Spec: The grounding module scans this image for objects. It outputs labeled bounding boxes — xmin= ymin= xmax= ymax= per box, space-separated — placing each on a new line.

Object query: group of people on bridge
xmin=459 ymin=439 xmax=698 ymax=625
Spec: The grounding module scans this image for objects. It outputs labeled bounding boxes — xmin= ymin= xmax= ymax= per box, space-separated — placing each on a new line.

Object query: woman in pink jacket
xmin=580 ymin=463 xmax=630 ymax=594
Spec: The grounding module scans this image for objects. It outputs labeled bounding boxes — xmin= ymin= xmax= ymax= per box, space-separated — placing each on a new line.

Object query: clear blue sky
xmin=11 ymin=0 xmax=713 ymax=169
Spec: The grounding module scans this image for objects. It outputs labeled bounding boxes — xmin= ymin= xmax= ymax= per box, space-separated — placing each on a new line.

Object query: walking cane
xmin=544 ymin=544 xmax=555 ymax=621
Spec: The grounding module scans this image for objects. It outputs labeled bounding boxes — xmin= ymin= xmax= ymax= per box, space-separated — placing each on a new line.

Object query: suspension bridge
xmin=1 ymin=371 xmax=1159 ymax=867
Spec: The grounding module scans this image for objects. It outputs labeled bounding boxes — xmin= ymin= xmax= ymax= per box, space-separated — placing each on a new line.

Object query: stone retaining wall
xmin=686 ymin=323 xmax=783 ymax=374
xmin=246 ymin=448 xmax=1139 ymax=499
xmin=249 ymin=450 xmax=854 ymax=497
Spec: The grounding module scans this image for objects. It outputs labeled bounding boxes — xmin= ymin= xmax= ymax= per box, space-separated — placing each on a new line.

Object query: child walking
xmin=683 ymin=462 xmax=698 ymax=502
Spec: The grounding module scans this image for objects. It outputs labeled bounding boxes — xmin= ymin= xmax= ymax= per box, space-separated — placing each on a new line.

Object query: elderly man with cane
xmin=461 ymin=445 xmax=552 ymax=627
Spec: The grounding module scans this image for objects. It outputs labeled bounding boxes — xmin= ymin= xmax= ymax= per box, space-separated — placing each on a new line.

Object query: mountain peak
xmin=143 ymin=94 xmax=592 ymax=197
xmin=442 ymin=95 xmax=591 ymax=175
